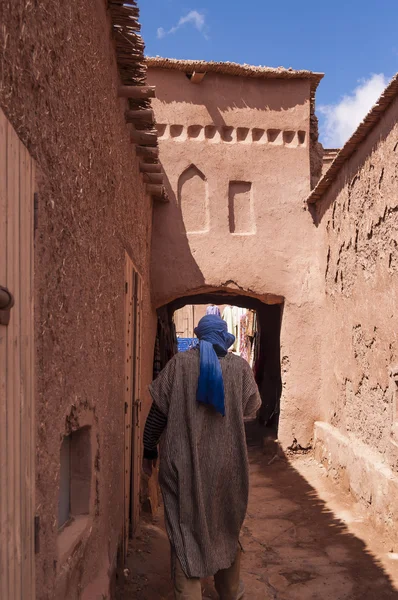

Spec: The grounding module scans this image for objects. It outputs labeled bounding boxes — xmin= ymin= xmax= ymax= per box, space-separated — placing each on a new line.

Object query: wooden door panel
xmin=124 ymin=256 xmax=142 ymax=553
xmin=123 ymin=256 xmax=133 ymax=555
xmin=0 ymin=108 xmax=35 ymax=600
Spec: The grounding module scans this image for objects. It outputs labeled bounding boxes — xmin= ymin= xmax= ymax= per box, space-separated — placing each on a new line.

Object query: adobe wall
xmin=315 ymin=95 xmax=398 ymax=541
xmin=148 ymin=67 xmax=325 ymax=447
xmin=0 ymin=1 xmax=156 ymax=598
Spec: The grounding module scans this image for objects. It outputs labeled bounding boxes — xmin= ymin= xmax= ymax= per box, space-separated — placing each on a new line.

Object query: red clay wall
xmin=315 ymin=94 xmax=398 ymax=538
xmin=148 ymin=67 xmax=325 ymax=448
xmin=0 ymin=1 xmax=156 ymax=598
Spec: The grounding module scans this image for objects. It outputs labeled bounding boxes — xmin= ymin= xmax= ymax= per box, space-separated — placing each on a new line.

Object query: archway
xmin=153 ymin=288 xmax=284 ymax=435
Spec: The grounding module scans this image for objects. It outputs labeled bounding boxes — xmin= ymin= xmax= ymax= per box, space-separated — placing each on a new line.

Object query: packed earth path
xmin=118 ymin=423 xmax=398 ymax=600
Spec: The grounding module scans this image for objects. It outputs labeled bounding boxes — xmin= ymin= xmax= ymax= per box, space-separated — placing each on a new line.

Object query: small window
xmin=58 ymin=435 xmax=71 ymax=528
xmin=58 ymin=426 xmax=91 ymax=530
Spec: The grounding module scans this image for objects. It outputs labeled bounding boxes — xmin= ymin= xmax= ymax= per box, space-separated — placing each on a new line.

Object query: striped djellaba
xmin=143 ymin=403 xmax=167 ymax=459
xmin=149 ymin=347 xmax=261 ymax=578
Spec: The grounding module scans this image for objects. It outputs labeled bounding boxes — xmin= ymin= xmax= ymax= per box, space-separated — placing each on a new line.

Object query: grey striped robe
xmin=149 ymin=348 xmax=261 ymax=578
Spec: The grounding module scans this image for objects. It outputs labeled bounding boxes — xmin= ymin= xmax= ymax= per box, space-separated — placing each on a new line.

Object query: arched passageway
xmin=154 ymin=289 xmax=284 ymax=435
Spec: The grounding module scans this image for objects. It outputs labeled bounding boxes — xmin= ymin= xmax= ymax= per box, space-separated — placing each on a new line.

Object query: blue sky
xmin=140 ymin=0 xmax=398 ymax=147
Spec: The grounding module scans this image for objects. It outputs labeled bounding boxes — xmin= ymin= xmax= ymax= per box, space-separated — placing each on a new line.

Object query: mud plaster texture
xmin=118 ymin=425 xmax=398 ymax=600
xmin=309 ymin=113 xmax=324 ymax=189
xmin=148 ymin=67 xmax=325 ymax=448
xmin=315 ymin=94 xmax=398 ymax=540
xmin=0 ymin=1 xmax=156 ymax=598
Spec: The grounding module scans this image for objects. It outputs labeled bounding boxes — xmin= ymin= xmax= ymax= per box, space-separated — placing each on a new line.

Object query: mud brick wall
xmin=317 ymin=94 xmax=398 ymax=473
xmin=0 ymin=0 xmax=156 ymax=598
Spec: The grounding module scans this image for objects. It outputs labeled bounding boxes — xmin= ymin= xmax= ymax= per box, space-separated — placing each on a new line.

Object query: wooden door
xmin=0 ymin=109 xmax=36 ymax=599
xmin=123 ymin=256 xmax=142 ymax=555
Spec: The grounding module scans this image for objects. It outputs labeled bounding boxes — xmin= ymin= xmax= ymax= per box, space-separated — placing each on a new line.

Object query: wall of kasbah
xmin=148 ymin=67 xmax=325 ymax=447
xmin=0 ymin=0 xmax=156 ymax=598
xmin=315 ymin=95 xmax=398 ymax=538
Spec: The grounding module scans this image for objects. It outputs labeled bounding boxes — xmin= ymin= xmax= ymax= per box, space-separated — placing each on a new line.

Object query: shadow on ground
xmin=117 ymin=421 xmax=398 ymax=599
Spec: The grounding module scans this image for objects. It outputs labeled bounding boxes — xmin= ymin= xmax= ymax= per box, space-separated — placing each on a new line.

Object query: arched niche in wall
xmin=177 ymin=164 xmax=209 ymax=234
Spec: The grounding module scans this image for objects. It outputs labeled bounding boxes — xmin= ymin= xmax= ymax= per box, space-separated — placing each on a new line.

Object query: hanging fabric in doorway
xmin=206 ymin=304 xmax=221 ymax=317
xmin=239 ymin=312 xmax=251 ymax=362
xmin=222 ymin=305 xmax=240 ymax=353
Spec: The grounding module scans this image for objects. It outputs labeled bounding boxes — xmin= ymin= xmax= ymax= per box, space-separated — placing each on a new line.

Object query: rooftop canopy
xmin=146 ymin=56 xmax=324 ymax=86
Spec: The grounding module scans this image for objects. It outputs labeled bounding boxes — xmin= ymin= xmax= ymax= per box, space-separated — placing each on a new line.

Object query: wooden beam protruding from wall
xmin=139 ymin=162 xmax=162 ymax=174
xmin=146 ymin=183 xmax=165 ymax=197
xmin=135 ymin=146 xmax=159 ymax=159
xmin=190 ymin=71 xmax=206 ymax=84
xmin=131 ymin=130 xmax=158 ymax=145
xmin=125 ymin=109 xmax=155 ymax=124
xmin=118 ymin=85 xmax=156 ymax=99
xmin=143 ymin=173 xmax=163 ymax=184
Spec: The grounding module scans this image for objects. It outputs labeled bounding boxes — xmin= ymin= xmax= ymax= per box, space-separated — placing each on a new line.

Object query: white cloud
xmin=157 ymin=10 xmax=207 ymax=39
xmin=319 ymin=73 xmax=389 ymax=148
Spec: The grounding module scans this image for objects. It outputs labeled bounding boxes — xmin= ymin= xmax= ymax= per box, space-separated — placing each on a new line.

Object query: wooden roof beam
xmin=136 ymin=145 xmax=159 ymax=159
xmin=139 ymin=162 xmax=162 ymax=174
xmin=146 ymin=183 xmax=166 ymax=197
xmin=190 ymin=71 xmax=206 ymax=84
xmin=143 ymin=173 xmax=163 ymax=184
xmin=118 ymin=85 xmax=156 ymax=99
xmin=131 ymin=130 xmax=158 ymax=146
xmin=125 ymin=108 xmax=155 ymax=124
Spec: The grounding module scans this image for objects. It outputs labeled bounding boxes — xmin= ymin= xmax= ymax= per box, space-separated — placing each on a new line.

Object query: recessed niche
xmin=204 ymin=125 xmax=218 ymax=140
xmin=237 ymin=127 xmax=250 ymax=142
xmin=267 ymin=129 xmax=282 ymax=144
xmin=283 ymin=130 xmax=297 ymax=146
xmin=178 ymin=164 xmax=209 ymax=234
xmin=170 ymin=124 xmax=184 ymax=138
xmin=156 ymin=123 xmax=167 ymax=138
xmin=221 ymin=126 xmax=235 ymax=143
xmin=58 ymin=427 xmax=92 ymax=529
xmin=187 ymin=125 xmax=204 ymax=140
xmin=298 ymin=130 xmax=306 ymax=146
xmin=228 ymin=181 xmax=255 ymax=235
xmin=57 ymin=417 xmax=97 ymax=565
xmin=252 ymin=128 xmax=266 ymax=143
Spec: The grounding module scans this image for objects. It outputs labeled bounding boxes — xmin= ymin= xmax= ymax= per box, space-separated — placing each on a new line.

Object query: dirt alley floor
xmin=118 ymin=423 xmax=398 ymax=599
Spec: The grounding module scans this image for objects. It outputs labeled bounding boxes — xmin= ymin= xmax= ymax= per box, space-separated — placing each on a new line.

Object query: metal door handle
xmin=0 ymin=286 xmax=14 ymax=326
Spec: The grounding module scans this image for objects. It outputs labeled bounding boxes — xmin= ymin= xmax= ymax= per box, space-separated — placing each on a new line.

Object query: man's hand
xmin=142 ymin=458 xmax=157 ymax=478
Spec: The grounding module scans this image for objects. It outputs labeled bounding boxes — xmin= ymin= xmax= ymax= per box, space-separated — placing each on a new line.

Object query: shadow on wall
xmin=148 ymin=70 xmax=310 ymax=129
xmin=151 ymin=167 xmax=206 ymax=306
xmin=153 ymin=161 xmax=288 ymax=308
xmin=118 ymin=421 xmax=398 ymax=599
xmin=153 ymin=168 xmax=285 ymax=307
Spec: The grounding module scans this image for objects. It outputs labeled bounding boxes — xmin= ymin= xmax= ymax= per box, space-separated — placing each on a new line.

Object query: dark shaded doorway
xmin=160 ymin=291 xmax=283 ymax=436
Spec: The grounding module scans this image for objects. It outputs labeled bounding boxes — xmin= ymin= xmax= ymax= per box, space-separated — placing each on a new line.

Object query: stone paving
xmin=118 ymin=426 xmax=398 ymax=600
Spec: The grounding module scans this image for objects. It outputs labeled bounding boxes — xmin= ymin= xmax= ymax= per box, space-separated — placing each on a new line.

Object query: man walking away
xmin=143 ymin=315 xmax=261 ymax=599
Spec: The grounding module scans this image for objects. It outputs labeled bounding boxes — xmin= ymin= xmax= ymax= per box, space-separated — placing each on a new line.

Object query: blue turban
xmin=194 ymin=315 xmax=235 ymax=416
